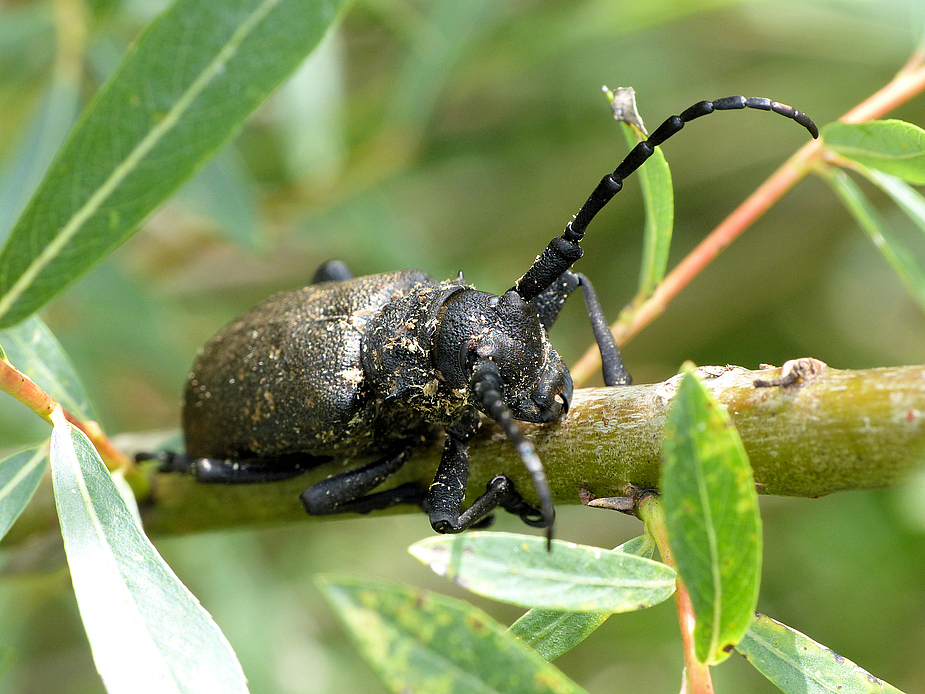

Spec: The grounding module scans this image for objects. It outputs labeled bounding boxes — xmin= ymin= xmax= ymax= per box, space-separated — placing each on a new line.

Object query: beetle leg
xmin=532 ymin=270 xmax=631 ymax=386
xmin=427 ymin=430 xmax=475 ymax=533
xmin=300 ymin=446 xmax=428 ymax=516
xmin=427 ymin=411 xmax=535 ymax=533
xmin=429 ymin=363 xmax=556 ymax=542
xmin=139 ymin=451 xmax=320 ymax=483
xmin=305 ymin=481 xmax=428 ymax=516
xmin=471 ymin=362 xmax=555 ymax=534
xmin=575 ymin=272 xmax=631 ymax=386
xmin=427 ymin=432 xmax=523 ymax=533
xmin=430 ymin=467 xmax=548 ymax=533
xmin=496 ymin=479 xmax=551 ymax=527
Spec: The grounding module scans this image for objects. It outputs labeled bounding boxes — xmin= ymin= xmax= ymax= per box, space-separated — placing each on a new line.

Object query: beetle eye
xmin=458 ymin=340 xmax=473 ymax=376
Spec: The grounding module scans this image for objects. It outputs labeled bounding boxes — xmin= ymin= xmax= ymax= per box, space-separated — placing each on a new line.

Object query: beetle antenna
xmin=512 ymin=96 xmax=818 ymax=301
xmin=471 ymin=362 xmax=555 ymax=547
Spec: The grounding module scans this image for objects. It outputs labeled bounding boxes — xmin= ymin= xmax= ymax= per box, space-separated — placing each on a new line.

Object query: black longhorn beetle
xmin=143 ymin=95 xmax=817 ymax=543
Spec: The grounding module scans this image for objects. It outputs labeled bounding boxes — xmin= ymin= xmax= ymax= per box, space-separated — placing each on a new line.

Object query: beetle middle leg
xmin=300 ymin=446 xmax=429 ymax=516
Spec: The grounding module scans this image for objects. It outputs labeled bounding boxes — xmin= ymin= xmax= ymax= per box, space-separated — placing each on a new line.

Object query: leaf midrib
xmin=0 ymin=0 xmax=280 ymax=323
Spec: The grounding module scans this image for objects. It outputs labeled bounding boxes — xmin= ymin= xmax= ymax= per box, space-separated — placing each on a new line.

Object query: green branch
xmin=5 ymin=361 xmax=925 ymax=544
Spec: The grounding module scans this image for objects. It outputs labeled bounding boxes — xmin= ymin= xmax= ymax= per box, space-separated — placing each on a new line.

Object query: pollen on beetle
xmin=340 ymin=367 xmax=364 ymax=386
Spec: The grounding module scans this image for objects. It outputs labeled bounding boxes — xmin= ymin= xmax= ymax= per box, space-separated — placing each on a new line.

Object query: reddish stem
xmin=638 ymin=495 xmax=714 ymax=694
xmin=0 ymin=357 xmax=133 ymax=473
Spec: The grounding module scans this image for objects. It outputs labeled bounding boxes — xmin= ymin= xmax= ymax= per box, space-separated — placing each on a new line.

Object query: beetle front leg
xmin=428 ymin=428 xmax=547 ymax=533
xmin=427 ymin=432 xmax=477 ymax=533
xmin=575 ymin=272 xmax=631 ymax=386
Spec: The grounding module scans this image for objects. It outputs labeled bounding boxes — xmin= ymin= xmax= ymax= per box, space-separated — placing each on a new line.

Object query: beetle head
xmin=435 ymin=288 xmax=572 ymax=423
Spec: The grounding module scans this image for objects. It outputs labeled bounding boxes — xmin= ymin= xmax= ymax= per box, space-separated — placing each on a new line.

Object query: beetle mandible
xmin=146 ymin=95 xmax=818 ymax=541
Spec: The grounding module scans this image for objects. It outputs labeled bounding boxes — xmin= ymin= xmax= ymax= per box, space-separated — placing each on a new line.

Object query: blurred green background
xmin=1 ymin=0 xmax=925 ymax=691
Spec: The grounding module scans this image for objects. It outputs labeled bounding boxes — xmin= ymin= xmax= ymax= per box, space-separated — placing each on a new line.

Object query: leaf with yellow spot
xmin=316 ymin=573 xmax=589 ymax=694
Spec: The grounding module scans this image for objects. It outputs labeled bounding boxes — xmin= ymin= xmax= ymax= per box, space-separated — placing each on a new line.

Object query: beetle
xmin=145 ymin=95 xmax=817 ymax=541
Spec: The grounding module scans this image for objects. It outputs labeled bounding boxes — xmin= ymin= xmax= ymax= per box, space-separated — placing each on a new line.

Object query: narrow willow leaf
xmin=508 ymin=534 xmax=659 ymax=661
xmin=112 ymin=468 xmax=144 ymax=527
xmin=276 ymin=30 xmax=347 ymax=180
xmin=737 ymin=613 xmax=906 ymax=694
xmin=824 ymin=168 xmax=925 ymax=312
xmin=0 ymin=0 xmax=348 ymax=327
xmin=823 ymin=120 xmax=925 ymax=184
xmin=0 ymin=315 xmax=96 ymax=420
xmin=386 ymin=0 xmax=497 ymax=132
xmin=661 ymin=368 xmax=761 ymax=665
xmin=0 ymin=73 xmax=81 ymax=242
xmin=509 ymin=611 xmax=610 ymax=663
xmin=859 ymin=168 xmax=925 ymax=236
xmin=613 ymin=532 xmax=657 ymax=560
xmin=50 ymin=413 xmax=247 ymax=693
xmin=409 ymin=531 xmax=675 ymax=612
xmin=0 ymin=445 xmax=48 ymax=541
xmin=619 ymin=123 xmax=673 ymax=298
xmin=316 ymin=573 xmax=589 ymax=694
xmin=179 ymin=149 xmax=262 ymax=251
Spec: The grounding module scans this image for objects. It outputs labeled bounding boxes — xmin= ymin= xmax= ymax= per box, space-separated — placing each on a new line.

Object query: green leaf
xmin=0 ymin=445 xmax=48 ymax=542
xmin=612 ymin=532 xmax=657 ymax=560
xmin=386 ymin=0 xmax=498 ymax=132
xmin=508 ymin=534 xmax=659 ymax=661
xmin=0 ymin=0 xmax=348 ymax=327
xmin=661 ymin=367 xmax=761 ymax=665
xmin=0 ymin=73 xmax=81 ymax=242
xmin=737 ymin=612 xmax=906 ymax=694
xmin=178 ymin=149 xmax=262 ymax=251
xmin=823 ymin=167 xmax=925 ymax=313
xmin=50 ymin=415 xmax=247 ymax=693
xmin=409 ymin=531 xmax=675 ymax=612
xmin=823 ymin=120 xmax=925 ymax=184
xmin=509 ymin=610 xmax=610 ymax=663
xmin=275 ymin=31 xmax=347 ymax=180
xmin=619 ymin=123 xmax=673 ymax=298
xmin=858 ymin=168 xmax=925 ymax=237
xmin=315 ymin=573 xmax=589 ymax=694
xmin=0 ymin=315 xmax=96 ymax=420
